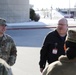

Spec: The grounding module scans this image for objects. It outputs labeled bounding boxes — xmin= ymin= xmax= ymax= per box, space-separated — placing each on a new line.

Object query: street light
xmin=68 ymin=0 xmax=70 ymax=18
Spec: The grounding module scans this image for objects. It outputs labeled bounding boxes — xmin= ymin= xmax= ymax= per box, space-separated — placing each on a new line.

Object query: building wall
xmin=0 ymin=0 xmax=29 ymax=23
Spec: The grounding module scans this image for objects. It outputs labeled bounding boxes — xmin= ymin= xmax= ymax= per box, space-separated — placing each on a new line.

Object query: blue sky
xmin=30 ymin=0 xmax=76 ymax=9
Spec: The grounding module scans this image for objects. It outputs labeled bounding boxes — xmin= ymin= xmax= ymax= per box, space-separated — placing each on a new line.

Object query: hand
xmin=40 ymin=68 xmax=44 ymax=73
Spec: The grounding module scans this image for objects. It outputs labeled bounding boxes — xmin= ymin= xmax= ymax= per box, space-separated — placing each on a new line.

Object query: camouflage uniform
xmin=0 ymin=34 xmax=17 ymax=66
xmin=0 ymin=58 xmax=13 ymax=75
xmin=0 ymin=18 xmax=16 ymax=75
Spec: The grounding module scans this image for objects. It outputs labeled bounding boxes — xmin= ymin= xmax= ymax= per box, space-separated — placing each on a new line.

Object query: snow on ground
xmin=7 ymin=17 xmax=76 ymax=30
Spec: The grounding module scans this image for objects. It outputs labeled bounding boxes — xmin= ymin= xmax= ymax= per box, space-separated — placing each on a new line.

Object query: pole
xmin=50 ymin=6 xmax=52 ymax=19
xmin=69 ymin=0 xmax=70 ymax=18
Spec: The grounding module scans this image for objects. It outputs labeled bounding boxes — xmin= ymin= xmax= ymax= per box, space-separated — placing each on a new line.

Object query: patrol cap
xmin=0 ymin=18 xmax=7 ymax=26
xmin=66 ymin=30 xmax=76 ymax=43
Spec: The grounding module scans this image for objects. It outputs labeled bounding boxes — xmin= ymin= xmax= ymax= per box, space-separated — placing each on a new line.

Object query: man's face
xmin=0 ymin=25 xmax=6 ymax=34
xmin=57 ymin=20 xmax=68 ymax=35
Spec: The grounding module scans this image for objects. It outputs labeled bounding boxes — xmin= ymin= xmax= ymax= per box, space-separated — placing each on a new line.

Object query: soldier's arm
xmin=8 ymin=39 xmax=17 ymax=66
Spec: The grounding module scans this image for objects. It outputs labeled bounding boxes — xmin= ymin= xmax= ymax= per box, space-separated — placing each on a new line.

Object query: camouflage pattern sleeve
xmin=7 ymin=38 xmax=17 ymax=66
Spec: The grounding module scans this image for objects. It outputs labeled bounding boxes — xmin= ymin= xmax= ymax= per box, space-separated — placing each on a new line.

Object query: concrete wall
xmin=0 ymin=0 xmax=29 ymax=23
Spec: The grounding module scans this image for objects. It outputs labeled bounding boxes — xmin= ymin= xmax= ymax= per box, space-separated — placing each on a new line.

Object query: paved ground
xmin=12 ymin=47 xmax=41 ymax=75
xmin=6 ymin=28 xmax=51 ymax=75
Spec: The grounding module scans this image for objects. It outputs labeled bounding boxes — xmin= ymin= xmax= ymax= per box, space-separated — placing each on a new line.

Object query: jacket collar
xmin=58 ymin=55 xmax=76 ymax=63
xmin=2 ymin=34 xmax=8 ymax=41
xmin=55 ymin=30 xmax=67 ymax=37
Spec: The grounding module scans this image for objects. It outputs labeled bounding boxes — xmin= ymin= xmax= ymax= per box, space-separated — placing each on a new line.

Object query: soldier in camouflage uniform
xmin=0 ymin=18 xmax=17 ymax=66
xmin=0 ymin=18 xmax=17 ymax=75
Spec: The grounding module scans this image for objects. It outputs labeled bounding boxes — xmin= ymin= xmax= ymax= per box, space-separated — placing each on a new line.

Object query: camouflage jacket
xmin=0 ymin=34 xmax=17 ymax=66
xmin=0 ymin=58 xmax=13 ymax=75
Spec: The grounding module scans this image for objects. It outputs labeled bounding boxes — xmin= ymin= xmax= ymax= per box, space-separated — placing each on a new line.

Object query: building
xmin=0 ymin=0 xmax=29 ymax=23
xmin=57 ymin=8 xmax=76 ymax=18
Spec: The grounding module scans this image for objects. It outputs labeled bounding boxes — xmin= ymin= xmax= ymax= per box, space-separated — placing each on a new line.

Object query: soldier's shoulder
xmin=4 ymin=34 xmax=14 ymax=41
xmin=5 ymin=34 xmax=12 ymax=38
